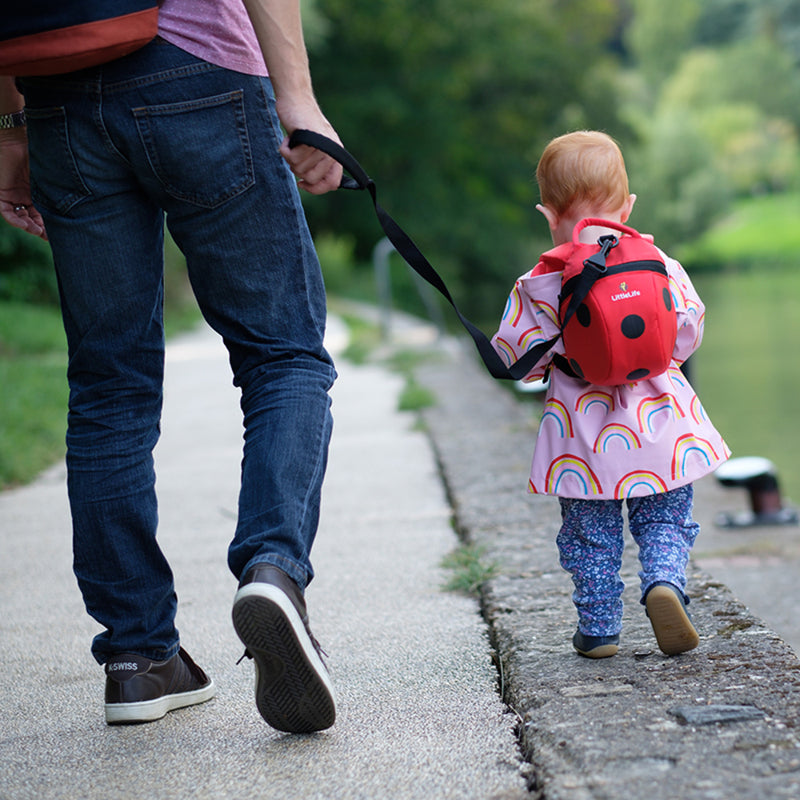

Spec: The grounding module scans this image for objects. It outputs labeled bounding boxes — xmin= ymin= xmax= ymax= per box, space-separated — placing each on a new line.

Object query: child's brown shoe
xmin=572 ymin=630 xmax=620 ymax=658
xmin=645 ymin=582 xmax=699 ymax=655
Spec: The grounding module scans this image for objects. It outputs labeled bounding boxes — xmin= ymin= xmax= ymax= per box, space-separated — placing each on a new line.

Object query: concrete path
xmin=0 ymin=320 xmax=526 ymax=800
xmin=5 ymin=310 xmax=800 ymax=800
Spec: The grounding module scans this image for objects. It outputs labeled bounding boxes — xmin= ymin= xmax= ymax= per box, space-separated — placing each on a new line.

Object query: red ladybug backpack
xmin=546 ymin=218 xmax=677 ymax=385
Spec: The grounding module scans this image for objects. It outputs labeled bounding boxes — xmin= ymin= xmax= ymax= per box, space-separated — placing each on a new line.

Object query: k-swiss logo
xmin=108 ymin=661 xmax=140 ymax=672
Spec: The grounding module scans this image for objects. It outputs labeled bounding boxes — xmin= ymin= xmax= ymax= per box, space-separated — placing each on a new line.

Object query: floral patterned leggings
xmin=557 ymin=484 xmax=699 ymax=637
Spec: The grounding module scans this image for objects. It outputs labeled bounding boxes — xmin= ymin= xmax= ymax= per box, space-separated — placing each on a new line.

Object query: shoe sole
xmin=574 ymin=642 xmax=619 ymax=659
xmin=232 ymin=583 xmax=336 ymax=733
xmin=105 ymin=680 xmax=216 ymax=724
xmin=646 ymin=585 xmax=700 ymax=655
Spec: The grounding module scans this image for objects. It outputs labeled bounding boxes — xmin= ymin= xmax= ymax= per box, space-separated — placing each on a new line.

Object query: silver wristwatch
xmin=0 ymin=110 xmax=26 ymax=129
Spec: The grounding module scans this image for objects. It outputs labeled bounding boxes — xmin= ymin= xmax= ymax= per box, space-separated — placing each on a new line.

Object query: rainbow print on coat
xmin=671 ymin=434 xmax=720 ymax=480
xmin=593 ymin=424 xmax=642 ymax=453
xmin=615 ymin=470 xmax=669 ymax=498
xmin=576 ymin=390 xmax=615 ymax=415
xmin=637 ymin=393 xmax=685 ymax=433
xmin=501 ymin=284 xmax=525 ymax=327
xmin=493 ymin=337 xmax=516 ymax=366
xmin=517 ymin=325 xmax=547 ymax=352
xmin=541 ymin=398 xmax=573 ymax=438
xmin=535 ymin=300 xmax=559 ymax=328
xmin=491 ymin=236 xmax=730 ymax=499
xmin=545 ymin=455 xmax=603 ymax=495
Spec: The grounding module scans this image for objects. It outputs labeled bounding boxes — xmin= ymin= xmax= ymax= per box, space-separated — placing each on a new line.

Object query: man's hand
xmin=240 ymin=0 xmax=343 ymax=196
xmin=0 ymin=131 xmax=47 ymax=239
xmin=276 ymin=100 xmax=343 ymax=196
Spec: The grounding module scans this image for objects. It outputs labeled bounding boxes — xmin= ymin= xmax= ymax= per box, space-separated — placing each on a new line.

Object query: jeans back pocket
xmin=25 ymin=106 xmax=92 ymax=214
xmin=134 ymin=89 xmax=255 ymax=209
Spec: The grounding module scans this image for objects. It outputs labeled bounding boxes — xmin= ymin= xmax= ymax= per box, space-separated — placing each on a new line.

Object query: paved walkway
xmin=0 ymin=320 xmax=526 ymax=800
xmin=4 ymin=311 xmax=800 ymax=799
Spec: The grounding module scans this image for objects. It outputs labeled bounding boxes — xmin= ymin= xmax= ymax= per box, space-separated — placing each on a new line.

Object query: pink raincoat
xmin=492 ymin=243 xmax=730 ymax=499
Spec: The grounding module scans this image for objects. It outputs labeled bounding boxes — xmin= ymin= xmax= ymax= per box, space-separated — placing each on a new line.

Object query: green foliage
xmin=678 ymin=192 xmax=800 ymax=270
xmin=626 ymin=111 xmax=732 ymax=243
xmin=0 ymin=224 xmax=57 ymax=304
xmin=624 ymin=0 xmax=702 ymax=92
xmin=0 ymin=302 xmax=68 ymax=488
xmin=305 ymin=0 xmax=623 ymax=320
xmin=619 ymin=10 xmax=800 ymax=246
xmin=696 ymin=0 xmax=800 ymax=65
xmin=301 ymin=0 xmax=800 ymax=316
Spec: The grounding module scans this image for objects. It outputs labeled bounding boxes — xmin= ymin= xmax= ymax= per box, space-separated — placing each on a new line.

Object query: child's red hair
xmin=536 ymin=131 xmax=630 ymax=217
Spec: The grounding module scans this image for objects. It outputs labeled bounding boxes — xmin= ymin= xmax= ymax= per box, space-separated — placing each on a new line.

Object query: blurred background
xmin=3 ymin=0 xmax=800 ymax=504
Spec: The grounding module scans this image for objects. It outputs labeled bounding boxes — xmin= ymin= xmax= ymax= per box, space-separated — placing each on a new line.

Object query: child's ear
xmin=620 ymin=194 xmax=637 ymax=223
xmin=536 ymin=203 xmax=559 ymax=232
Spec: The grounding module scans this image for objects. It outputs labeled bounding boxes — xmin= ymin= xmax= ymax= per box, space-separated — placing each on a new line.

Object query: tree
xmin=623 ymin=0 xmax=701 ymax=94
xmin=304 ymin=0 xmax=623 ymax=320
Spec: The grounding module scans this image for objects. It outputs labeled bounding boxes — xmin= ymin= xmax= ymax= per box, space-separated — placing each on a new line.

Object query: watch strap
xmin=0 ymin=110 xmax=26 ymax=129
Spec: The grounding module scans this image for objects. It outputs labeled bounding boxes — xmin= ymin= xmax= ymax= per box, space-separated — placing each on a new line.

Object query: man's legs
xmin=23 ymin=39 xmax=335 ymax=728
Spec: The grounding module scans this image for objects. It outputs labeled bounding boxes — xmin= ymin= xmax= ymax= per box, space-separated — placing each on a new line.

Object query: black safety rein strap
xmin=289 ymin=129 xmax=555 ymax=381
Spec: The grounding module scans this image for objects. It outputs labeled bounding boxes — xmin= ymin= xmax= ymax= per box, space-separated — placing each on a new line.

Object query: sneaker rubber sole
xmin=574 ymin=640 xmax=619 ymax=659
xmin=232 ymin=583 xmax=336 ymax=733
xmin=645 ymin=584 xmax=700 ymax=655
xmin=105 ymin=680 xmax=216 ymax=724
xmin=572 ymin=630 xmax=620 ymax=659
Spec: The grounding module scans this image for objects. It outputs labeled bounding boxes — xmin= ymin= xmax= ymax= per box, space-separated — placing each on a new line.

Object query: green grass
xmin=441 ymin=543 xmax=500 ymax=596
xmin=398 ymin=378 xmax=436 ymax=412
xmin=335 ymin=311 xmax=381 ymax=365
xmin=0 ymin=302 xmax=68 ymax=488
xmin=0 ymin=287 xmax=200 ymax=491
xmin=679 ymin=192 xmax=800 ymax=268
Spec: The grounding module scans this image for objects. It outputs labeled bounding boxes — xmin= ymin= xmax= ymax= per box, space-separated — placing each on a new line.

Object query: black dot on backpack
xmin=621 ymin=314 xmax=646 ymax=339
xmin=576 ymin=304 xmax=591 ymax=327
xmin=626 ymin=367 xmax=651 ymax=381
xmin=663 ymin=287 xmax=673 ymax=311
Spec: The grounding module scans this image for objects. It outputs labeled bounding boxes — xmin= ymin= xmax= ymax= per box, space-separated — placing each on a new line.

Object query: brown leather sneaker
xmin=232 ymin=564 xmax=336 ymax=733
xmin=104 ymin=647 xmax=215 ymax=724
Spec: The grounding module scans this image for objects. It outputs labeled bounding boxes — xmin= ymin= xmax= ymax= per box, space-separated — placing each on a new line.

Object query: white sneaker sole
xmin=232 ymin=582 xmax=336 ymax=733
xmin=105 ymin=680 xmax=216 ymax=724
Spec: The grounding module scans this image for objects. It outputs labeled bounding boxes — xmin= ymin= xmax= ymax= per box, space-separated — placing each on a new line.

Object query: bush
xmin=0 ymin=224 xmax=57 ymax=304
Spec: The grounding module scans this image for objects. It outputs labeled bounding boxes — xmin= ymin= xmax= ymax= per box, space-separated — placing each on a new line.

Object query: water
xmin=692 ymin=265 xmax=800 ymax=507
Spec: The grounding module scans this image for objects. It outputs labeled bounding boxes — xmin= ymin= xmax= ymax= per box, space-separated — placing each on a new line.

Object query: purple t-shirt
xmin=158 ymin=0 xmax=267 ymax=76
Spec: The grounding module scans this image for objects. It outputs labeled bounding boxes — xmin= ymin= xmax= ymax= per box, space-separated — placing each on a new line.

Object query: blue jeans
xmin=20 ymin=39 xmax=336 ymax=664
xmin=557 ymin=485 xmax=699 ymax=637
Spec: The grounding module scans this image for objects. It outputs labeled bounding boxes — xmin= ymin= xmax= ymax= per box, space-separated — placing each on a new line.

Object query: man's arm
xmin=0 ymin=76 xmax=47 ymax=238
xmin=242 ymin=0 xmax=343 ymax=195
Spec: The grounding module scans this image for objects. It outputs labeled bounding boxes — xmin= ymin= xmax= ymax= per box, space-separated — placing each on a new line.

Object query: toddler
xmin=492 ymin=131 xmax=730 ymax=657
